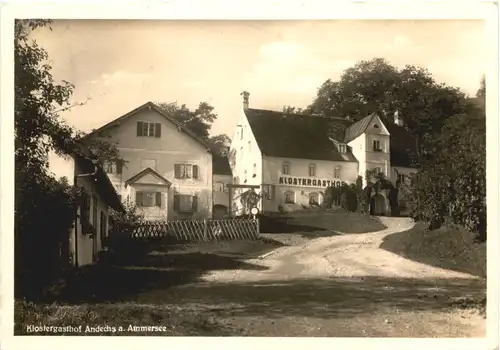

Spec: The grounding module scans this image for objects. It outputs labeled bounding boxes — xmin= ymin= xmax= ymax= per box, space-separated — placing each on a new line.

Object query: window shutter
xmin=155 ymin=192 xmax=162 ymax=207
xmin=193 ymin=165 xmax=199 ymax=179
xmin=137 ymin=122 xmax=143 ymax=136
xmin=173 ymin=195 xmax=180 ymax=211
xmin=135 ymin=191 xmax=143 ymax=206
xmin=155 ymin=123 xmax=161 ymax=138
xmin=174 ymin=164 xmax=181 ymax=179
xmin=116 ymin=160 xmax=123 ymax=174
xmin=192 ymin=195 xmax=198 ymax=212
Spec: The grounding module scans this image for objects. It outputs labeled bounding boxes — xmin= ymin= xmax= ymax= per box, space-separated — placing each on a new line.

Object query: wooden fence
xmin=112 ymin=218 xmax=260 ymax=242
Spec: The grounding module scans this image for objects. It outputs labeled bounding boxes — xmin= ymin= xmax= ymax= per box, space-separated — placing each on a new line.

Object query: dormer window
xmin=338 ymin=143 xmax=347 ymax=153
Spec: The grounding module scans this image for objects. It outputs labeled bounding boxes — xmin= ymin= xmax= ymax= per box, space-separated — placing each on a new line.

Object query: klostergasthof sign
xmin=278 ymin=176 xmax=347 ymax=188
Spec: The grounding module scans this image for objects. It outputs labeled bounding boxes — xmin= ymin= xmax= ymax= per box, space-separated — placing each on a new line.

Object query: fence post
xmin=203 ymin=219 xmax=208 ymax=241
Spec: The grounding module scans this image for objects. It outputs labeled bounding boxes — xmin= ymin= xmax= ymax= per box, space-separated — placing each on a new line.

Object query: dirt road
xmin=138 ymin=217 xmax=486 ymax=337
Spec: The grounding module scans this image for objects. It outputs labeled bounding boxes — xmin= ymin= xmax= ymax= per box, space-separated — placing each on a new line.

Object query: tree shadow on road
xmin=138 ymin=275 xmax=486 ymax=320
xmin=58 ymin=252 xmax=269 ymax=305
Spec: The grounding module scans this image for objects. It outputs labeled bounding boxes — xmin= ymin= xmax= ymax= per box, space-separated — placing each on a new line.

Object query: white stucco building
xmin=229 ymin=92 xmax=417 ymax=214
xmin=48 ymin=144 xmax=124 ymax=267
xmin=82 ymin=102 xmax=214 ymax=221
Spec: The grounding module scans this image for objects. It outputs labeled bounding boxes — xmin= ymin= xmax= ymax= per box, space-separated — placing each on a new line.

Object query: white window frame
xmin=334 ymin=166 xmax=341 ymax=179
xmin=373 ymin=139 xmax=381 ymax=151
xmin=142 ymin=122 xmax=156 ymax=137
xmin=104 ymin=161 xmax=116 ymax=174
xmin=338 ymin=144 xmax=347 ymax=153
xmin=177 ymin=164 xmax=195 ymax=179
xmin=282 ymin=162 xmax=290 ymax=175
xmin=284 ymin=191 xmax=295 ymax=204
xmin=137 ymin=191 xmax=158 ymax=208
xmin=308 ymin=163 xmax=316 ymax=177
xmin=214 ymin=182 xmax=225 ymax=192
xmin=309 ymin=192 xmax=320 ymax=205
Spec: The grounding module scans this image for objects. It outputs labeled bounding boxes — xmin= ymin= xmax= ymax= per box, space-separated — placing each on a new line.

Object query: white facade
xmin=48 ymin=152 xmax=115 ymax=267
xmin=261 ymin=156 xmax=358 ymax=212
xmin=89 ymin=103 xmax=213 ymax=220
xmin=229 ymin=100 xmax=416 ymax=215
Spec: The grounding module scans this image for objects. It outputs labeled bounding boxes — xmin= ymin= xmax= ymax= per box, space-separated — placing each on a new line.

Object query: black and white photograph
xmin=1 ymin=1 xmax=498 ymax=348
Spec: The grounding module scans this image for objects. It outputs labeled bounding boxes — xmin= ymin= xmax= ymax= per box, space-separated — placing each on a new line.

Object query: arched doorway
xmin=370 ymin=193 xmax=386 ymax=216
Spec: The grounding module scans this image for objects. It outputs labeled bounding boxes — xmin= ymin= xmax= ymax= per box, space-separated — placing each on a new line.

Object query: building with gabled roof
xmin=229 ymin=91 xmax=416 ymax=215
xmin=81 ymin=101 xmax=214 ymax=221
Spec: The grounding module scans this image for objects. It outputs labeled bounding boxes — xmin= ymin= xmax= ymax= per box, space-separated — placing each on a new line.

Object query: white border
xmin=1 ymin=1 xmax=498 ymax=350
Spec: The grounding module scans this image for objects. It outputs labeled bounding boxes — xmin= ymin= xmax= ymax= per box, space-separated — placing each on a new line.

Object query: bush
xmin=340 ymin=184 xmax=358 ymax=212
xmin=15 ymin=166 xmax=80 ymax=301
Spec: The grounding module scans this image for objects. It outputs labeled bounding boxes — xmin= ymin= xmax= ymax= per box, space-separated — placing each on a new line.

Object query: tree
xmin=307 ymin=58 xmax=469 ymax=160
xmin=282 ymin=105 xmax=306 ymax=114
xmin=155 ymin=101 xmax=231 ymax=156
xmin=476 ymin=75 xmax=485 ymax=99
xmin=14 ymin=20 xmax=121 ymax=300
xmin=208 ymin=134 xmax=231 ymax=156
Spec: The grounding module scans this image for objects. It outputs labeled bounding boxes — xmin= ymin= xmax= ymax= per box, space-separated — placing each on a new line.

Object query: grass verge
xmin=14 ymin=300 xmax=245 ymax=336
xmin=380 ymin=223 xmax=486 ymax=278
xmin=260 ymin=210 xmax=387 ymax=238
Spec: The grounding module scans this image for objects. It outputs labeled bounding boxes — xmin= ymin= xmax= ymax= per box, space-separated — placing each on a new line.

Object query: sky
xmin=33 ymin=19 xmax=486 ymax=139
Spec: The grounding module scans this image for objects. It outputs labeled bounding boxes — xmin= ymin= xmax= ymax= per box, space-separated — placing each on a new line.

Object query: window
xmin=263 ymin=185 xmax=275 ymax=200
xmin=80 ymin=192 xmax=91 ymax=225
xmin=338 ymin=144 xmax=347 ymax=153
xmin=309 ymin=192 xmax=320 ymax=206
xmin=374 ymin=167 xmax=383 ymax=175
xmin=100 ymin=211 xmax=107 ymax=238
xmin=248 ymin=140 xmax=251 ymax=152
xmin=308 ymin=163 xmax=316 ymax=177
xmin=373 ymin=140 xmax=382 ymax=151
xmin=282 ymin=162 xmax=290 ymax=175
xmin=92 ymin=195 xmax=98 ymax=231
xmin=141 ymin=159 xmax=157 ymax=171
xmin=253 ymin=163 xmax=257 ymax=177
xmin=136 ymin=121 xmax=161 ymax=138
xmin=136 ymin=191 xmax=162 ymax=208
xmin=334 ymin=166 xmax=341 ymax=179
xmin=174 ymin=164 xmax=199 ymax=179
xmin=284 ymin=191 xmax=295 ymax=204
xmin=397 ymin=173 xmax=406 ymax=183
xmin=174 ymin=194 xmax=197 ymax=212
xmin=214 ymin=181 xmax=225 ymax=192
xmin=103 ymin=160 xmax=123 ymax=174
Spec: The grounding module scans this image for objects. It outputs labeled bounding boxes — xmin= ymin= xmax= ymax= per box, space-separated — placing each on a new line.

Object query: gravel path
xmin=138 ymin=217 xmax=486 ymax=337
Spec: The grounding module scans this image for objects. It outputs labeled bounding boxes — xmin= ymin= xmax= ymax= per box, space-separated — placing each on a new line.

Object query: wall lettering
xmin=278 ymin=176 xmax=346 ymax=188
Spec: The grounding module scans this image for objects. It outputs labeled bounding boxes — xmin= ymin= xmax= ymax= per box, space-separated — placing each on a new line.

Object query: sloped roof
xmin=213 ymin=154 xmax=232 ymax=175
xmin=81 ymin=101 xmax=211 ymax=151
xmin=73 ymin=141 xmax=125 ymax=213
xmin=245 ymin=108 xmax=416 ymax=167
xmin=244 ymin=108 xmax=357 ymax=162
xmin=344 ymin=113 xmax=377 ymax=143
xmin=125 ymin=167 xmax=172 ymax=187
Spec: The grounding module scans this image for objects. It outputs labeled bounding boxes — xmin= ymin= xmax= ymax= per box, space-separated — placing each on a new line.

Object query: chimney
xmin=241 ymin=91 xmax=250 ymax=110
xmin=394 ymin=110 xmax=403 ymax=127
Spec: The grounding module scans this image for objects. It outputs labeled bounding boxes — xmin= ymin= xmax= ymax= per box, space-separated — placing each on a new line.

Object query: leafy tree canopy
xmin=155 ymin=101 xmax=231 ymax=155
xmin=15 ymin=19 xmax=121 ymax=172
